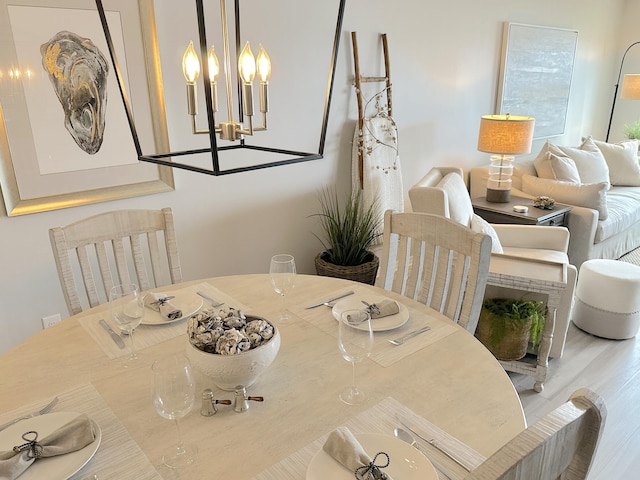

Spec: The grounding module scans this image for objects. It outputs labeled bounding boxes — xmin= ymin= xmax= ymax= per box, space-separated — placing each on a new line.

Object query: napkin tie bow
xmin=355 ymin=452 xmax=390 ymax=480
xmin=12 ymin=431 xmax=43 ymax=460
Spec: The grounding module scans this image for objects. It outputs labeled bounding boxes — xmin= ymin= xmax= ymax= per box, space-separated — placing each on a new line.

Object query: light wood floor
xmin=510 ymin=322 xmax=640 ymax=479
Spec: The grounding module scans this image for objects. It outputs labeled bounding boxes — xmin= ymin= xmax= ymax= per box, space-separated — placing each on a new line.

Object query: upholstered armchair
xmin=408 ymin=167 xmax=577 ymax=358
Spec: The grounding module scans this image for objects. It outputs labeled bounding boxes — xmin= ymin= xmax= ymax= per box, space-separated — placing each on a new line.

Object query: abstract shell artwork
xmin=40 ymin=31 xmax=109 ymax=155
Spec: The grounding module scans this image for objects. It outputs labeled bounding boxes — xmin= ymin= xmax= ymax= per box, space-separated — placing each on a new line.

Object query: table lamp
xmin=477 ymin=114 xmax=535 ymax=203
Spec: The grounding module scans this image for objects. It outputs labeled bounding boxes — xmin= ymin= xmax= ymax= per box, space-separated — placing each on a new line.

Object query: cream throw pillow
xmin=470 ymin=214 xmax=503 ymax=253
xmin=534 ymin=152 xmax=581 ymax=183
xmin=436 ymin=172 xmax=474 ymax=226
xmin=521 ymin=175 xmax=608 ymax=220
xmin=534 ymin=138 xmax=610 ymax=188
xmin=590 ymin=137 xmax=640 ymax=186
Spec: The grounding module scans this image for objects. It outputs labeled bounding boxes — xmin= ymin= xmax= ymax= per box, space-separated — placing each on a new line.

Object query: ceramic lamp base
xmin=486 ymin=188 xmax=511 ymax=203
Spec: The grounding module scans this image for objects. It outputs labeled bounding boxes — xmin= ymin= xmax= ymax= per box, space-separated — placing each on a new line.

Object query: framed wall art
xmin=0 ymin=0 xmax=173 ymax=216
xmin=496 ymin=22 xmax=578 ymax=139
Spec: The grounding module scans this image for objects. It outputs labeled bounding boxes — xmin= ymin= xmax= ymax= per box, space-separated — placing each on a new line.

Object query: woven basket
xmin=314 ymin=251 xmax=379 ymax=285
xmin=475 ymin=308 xmax=532 ymax=361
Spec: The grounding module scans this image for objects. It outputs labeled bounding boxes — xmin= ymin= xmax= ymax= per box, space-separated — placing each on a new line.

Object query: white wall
xmin=0 ymin=0 xmax=628 ymax=353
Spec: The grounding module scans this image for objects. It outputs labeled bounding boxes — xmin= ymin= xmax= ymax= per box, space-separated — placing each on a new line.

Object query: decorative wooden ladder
xmin=351 ymin=32 xmax=393 ymax=188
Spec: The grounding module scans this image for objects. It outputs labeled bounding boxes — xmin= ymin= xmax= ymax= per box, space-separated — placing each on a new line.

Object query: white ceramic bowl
xmin=186 ymin=319 xmax=280 ymax=391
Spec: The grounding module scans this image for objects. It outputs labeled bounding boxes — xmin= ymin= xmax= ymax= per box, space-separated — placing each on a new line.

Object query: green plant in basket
xmin=481 ymin=297 xmax=546 ymax=349
xmin=624 ymin=120 xmax=640 ymax=140
xmin=312 ymin=187 xmax=381 ymax=266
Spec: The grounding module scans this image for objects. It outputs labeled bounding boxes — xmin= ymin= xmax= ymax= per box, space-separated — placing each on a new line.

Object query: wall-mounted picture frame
xmin=0 ymin=0 xmax=173 ymax=217
xmin=496 ymin=22 xmax=578 ymax=139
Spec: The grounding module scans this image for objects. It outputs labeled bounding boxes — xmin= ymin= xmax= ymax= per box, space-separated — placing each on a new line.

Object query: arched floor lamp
xmin=606 ymin=41 xmax=640 ymax=142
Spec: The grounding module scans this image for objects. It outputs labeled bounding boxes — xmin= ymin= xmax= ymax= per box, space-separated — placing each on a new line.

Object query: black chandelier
xmin=95 ymin=0 xmax=346 ymax=176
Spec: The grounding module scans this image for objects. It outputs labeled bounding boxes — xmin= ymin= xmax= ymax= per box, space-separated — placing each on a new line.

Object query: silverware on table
xmin=0 ymin=396 xmax=59 ymax=432
xmin=99 ymin=319 xmax=126 ymax=349
xmin=304 ymin=290 xmax=355 ymax=309
xmin=388 ymin=325 xmax=431 ymax=345
xmin=197 ymin=291 xmax=225 ymax=307
xmin=396 ymin=422 xmax=471 ymax=470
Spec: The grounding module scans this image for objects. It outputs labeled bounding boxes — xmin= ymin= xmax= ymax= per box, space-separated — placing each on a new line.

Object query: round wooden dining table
xmin=0 ymin=274 xmax=525 ymax=479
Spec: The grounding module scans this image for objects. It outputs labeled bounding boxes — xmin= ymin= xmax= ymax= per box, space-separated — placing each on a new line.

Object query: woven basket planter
xmin=475 ymin=308 xmax=533 ymax=361
xmin=314 ymin=251 xmax=379 ymax=285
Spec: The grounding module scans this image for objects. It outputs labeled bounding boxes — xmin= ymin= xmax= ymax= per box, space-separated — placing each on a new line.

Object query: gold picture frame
xmin=0 ymin=0 xmax=173 ymax=216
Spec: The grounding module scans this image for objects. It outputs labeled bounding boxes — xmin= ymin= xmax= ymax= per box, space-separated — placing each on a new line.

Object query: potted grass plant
xmin=475 ymin=297 xmax=546 ymax=361
xmin=311 ymin=187 xmax=381 ymax=285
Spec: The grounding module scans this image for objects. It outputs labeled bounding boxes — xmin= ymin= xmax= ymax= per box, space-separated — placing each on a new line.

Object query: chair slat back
xmin=49 ymin=208 xmax=182 ymax=315
xmin=377 ymin=211 xmax=491 ymax=333
xmin=465 ymin=388 xmax=606 ymax=480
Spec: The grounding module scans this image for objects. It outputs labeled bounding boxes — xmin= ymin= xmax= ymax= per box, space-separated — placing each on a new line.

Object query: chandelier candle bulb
xmin=207 ymin=46 xmax=220 ymax=112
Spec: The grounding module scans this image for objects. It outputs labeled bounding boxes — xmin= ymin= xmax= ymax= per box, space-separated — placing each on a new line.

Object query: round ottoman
xmin=572 ymin=259 xmax=640 ymax=339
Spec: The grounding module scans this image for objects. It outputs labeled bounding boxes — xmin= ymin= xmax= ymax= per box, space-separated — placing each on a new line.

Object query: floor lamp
xmin=606 ymin=41 xmax=640 ymax=142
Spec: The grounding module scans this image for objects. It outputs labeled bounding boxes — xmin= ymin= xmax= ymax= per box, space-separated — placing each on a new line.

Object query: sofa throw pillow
xmin=436 ymin=172 xmax=474 ymax=226
xmin=470 ymin=214 xmax=503 ymax=253
xmin=533 ymin=138 xmax=610 ymax=188
xmin=533 ymin=151 xmax=581 ymax=183
xmin=590 ymin=137 xmax=640 ymax=186
xmin=521 ymin=175 xmax=608 ymax=220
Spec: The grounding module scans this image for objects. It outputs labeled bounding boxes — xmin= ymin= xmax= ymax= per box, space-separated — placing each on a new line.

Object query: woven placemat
xmin=252 ymin=396 xmax=484 ymax=480
xmin=291 ymin=284 xmax=457 ymax=367
xmin=78 ymin=282 xmax=249 ymax=359
xmin=0 ymin=384 xmax=161 ymax=480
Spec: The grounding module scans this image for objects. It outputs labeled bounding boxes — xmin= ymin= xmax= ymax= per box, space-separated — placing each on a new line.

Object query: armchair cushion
xmin=436 ymin=172 xmax=474 ymax=226
xmin=471 ymin=215 xmax=503 ymax=253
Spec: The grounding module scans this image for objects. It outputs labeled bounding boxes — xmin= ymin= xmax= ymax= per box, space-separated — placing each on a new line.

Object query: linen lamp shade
xmin=477 ymin=114 xmax=535 ymax=203
xmin=621 ymin=74 xmax=640 ymax=99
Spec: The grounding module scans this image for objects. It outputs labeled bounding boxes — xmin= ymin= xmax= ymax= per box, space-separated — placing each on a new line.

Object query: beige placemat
xmin=78 ymin=282 xmax=249 ymax=359
xmin=252 ymin=396 xmax=484 ymax=480
xmin=292 ymin=284 xmax=458 ymax=367
xmin=0 ymin=384 xmax=161 ymax=480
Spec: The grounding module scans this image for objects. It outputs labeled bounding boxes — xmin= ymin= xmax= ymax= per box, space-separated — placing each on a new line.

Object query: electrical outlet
xmin=41 ymin=313 xmax=62 ymax=329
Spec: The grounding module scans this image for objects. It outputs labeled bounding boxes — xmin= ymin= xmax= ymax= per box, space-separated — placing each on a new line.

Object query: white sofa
xmin=409 ymin=167 xmax=577 ymax=358
xmin=470 ymin=137 xmax=640 ymax=270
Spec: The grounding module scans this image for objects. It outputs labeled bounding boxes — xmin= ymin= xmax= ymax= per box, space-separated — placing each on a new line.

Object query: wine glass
xmin=338 ymin=309 xmax=374 ymax=405
xmin=109 ymin=283 xmax=144 ymax=364
xmin=151 ymin=354 xmax=198 ymax=469
xmin=269 ymin=254 xmax=296 ymax=322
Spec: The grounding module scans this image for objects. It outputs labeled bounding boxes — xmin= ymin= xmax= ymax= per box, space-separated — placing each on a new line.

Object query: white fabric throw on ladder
xmin=352 ymin=115 xmax=404 ymax=243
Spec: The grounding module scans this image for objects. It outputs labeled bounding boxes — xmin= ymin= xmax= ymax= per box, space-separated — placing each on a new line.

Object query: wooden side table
xmin=486 ymin=254 xmax=567 ymax=392
xmin=472 ymin=196 xmax=572 ymax=227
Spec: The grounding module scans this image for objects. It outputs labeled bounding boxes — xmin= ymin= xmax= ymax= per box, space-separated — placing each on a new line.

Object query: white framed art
xmin=497 ymin=22 xmax=578 ymax=139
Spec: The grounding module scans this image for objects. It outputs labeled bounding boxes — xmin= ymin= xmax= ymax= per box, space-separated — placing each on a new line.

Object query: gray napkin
xmin=0 ymin=414 xmax=97 ymax=480
xmin=367 ymin=300 xmax=400 ymax=319
xmin=322 ymin=427 xmax=393 ymax=479
xmin=144 ymin=293 xmax=182 ymax=320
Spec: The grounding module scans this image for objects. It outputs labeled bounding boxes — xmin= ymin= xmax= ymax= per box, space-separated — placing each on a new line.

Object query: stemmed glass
xmin=269 ymin=254 xmax=296 ymax=322
xmin=338 ymin=309 xmax=374 ymax=405
xmin=109 ymin=283 xmax=144 ymax=364
xmin=151 ymin=354 xmax=198 ymax=469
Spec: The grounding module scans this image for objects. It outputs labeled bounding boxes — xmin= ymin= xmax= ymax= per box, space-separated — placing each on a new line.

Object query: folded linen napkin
xmin=0 ymin=414 xmax=97 ymax=480
xmin=144 ymin=293 xmax=182 ymax=320
xmin=322 ymin=427 xmax=393 ymax=479
xmin=365 ymin=300 xmax=400 ymax=319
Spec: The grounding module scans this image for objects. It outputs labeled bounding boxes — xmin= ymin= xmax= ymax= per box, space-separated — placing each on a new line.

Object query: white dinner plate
xmin=332 ymin=294 xmax=410 ymax=331
xmin=306 ymin=433 xmax=438 ymax=480
xmin=141 ymin=290 xmax=203 ymax=325
xmin=0 ymin=411 xmax=102 ymax=480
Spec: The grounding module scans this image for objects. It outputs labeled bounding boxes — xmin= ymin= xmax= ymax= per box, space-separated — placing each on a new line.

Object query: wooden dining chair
xmin=49 ymin=208 xmax=183 ymax=315
xmin=463 ymin=388 xmax=606 ymax=479
xmin=376 ymin=210 xmax=491 ymax=333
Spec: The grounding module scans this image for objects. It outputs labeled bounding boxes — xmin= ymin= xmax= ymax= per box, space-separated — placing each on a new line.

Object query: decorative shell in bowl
xmin=185 ymin=307 xmax=280 ymax=391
